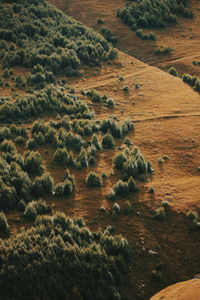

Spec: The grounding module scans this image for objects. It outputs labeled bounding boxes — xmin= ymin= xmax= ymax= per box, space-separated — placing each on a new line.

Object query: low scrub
xmin=0 ymin=212 xmax=132 ymax=300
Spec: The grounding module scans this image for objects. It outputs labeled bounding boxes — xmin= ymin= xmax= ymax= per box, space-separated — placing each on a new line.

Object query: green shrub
xmin=124 ymin=200 xmax=133 ymax=214
xmin=54 ymin=179 xmax=74 ymax=196
xmin=101 ymin=27 xmax=118 ymax=44
xmin=86 ymin=172 xmax=102 ymax=187
xmin=187 ymin=210 xmax=198 ymax=220
xmin=194 ymin=79 xmax=200 ymax=92
xmin=0 ymin=211 xmax=9 ymax=233
xmin=153 ymin=207 xmax=165 ymax=220
xmin=102 ymin=133 xmax=115 ymax=148
xmin=0 ymin=212 xmax=132 ymax=300
xmin=53 ymin=148 xmax=70 ymax=166
xmin=24 ymin=151 xmax=43 ymax=175
xmin=118 ymin=0 xmax=193 ymax=31
xmin=149 ymin=186 xmax=155 ymax=194
xmin=32 ymin=172 xmax=54 ymax=197
xmin=0 ymin=0 xmax=116 ymax=76
xmin=112 ymin=202 xmax=120 ymax=214
xmin=107 ymin=188 xmax=116 ymax=201
xmin=168 ymin=66 xmax=179 ymax=77
xmin=123 ymin=86 xmax=129 ymax=93
xmin=127 ymin=176 xmax=137 ymax=192
xmin=155 ymin=47 xmax=172 ymax=55
xmin=113 ymin=180 xmax=129 ymax=196
xmin=24 ymin=199 xmax=51 ymax=220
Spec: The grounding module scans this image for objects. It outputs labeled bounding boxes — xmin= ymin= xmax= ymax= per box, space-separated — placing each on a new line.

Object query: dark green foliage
xmin=102 ymin=132 xmax=115 ymax=148
xmin=0 ymin=127 xmax=11 ymax=142
xmin=124 ymin=200 xmax=133 ymax=214
xmin=2 ymin=67 xmax=11 ymax=78
xmin=182 ymin=73 xmax=200 ymax=91
xmin=86 ymin=172 xmax=103 ymax=187
xmin=0 ymin=86 xmax=94 ymax=122
xmin=107 ymin=188 xmax=116 ymax=201
xmin=112 ymin=202 xmax=121 ymax=214
xmin=118 ymin=0 xmax=193 ymax=31
xmin=101 ymin=27 xmax=118 ymax=44
xmin=24 ymin=199 xmax=51 ymax=220
xmin=0 ymin=139 xmax=16 ymax=154
xmin=194 ymin=79 xmax=200 ymax=92
xmin=155 ymin=47 xmax=172 ymax=55
xmin=32 ymin=172 xmax=54 ymax=197
xmin=0 ymin=212 xmax=132 ymax=300
xmin=0 ymin=211 xmax=9 ymax=233
xmin=24 ymin=151 xmax=43 ymax=175
xmin=127 ymin=176 xmax=137 ymax=192
xmin=113 ymin=147 xmax=152 ymax=195
xmin=113 ymin=180 xmax=128 ymax=196
xmin=91 ymin=134 xmax=101 ymax=150
xmin=136 ymin=29 xmax=157 ymax=41
xmin=192 ymin=61 xmax=200 ymax=66
xmin=153 ymin=207 xmax=166 ymax=220
xmin=168 ymin=66 xmax=179 ymax=77
xmin=0 ymin=159 xmax=33 ymax=211
xmin=101 ymin=118 xmax=134 ymax=138
xmin=53 ymin=148 xmax=71 ymax=166
xmin=123 ymin=85 xmax=129 ymax=93
xmin=0 ymin=0 xmax=117 ymax=76
xmin=187 ymin=210 xmax=198 ymax=220
xmin=54 ymin=179 xmax=74 ymax=196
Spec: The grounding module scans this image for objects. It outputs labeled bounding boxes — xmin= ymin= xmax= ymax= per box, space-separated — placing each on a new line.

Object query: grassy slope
xmin=0 ymin=0 xmax=200 ymax=299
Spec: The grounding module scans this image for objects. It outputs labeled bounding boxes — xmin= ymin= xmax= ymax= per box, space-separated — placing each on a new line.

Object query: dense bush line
xmin=0 ymin=0 xmax=117 ymax=77
xmin=108 ymin=145 xmax=153 ymax=200
xmin=0 ymin=212 xmax=132 ymax=300
xmin=182 ymin=73 xmax=200 ymax=91
xmin=117 ymin=0 xmax=193 ymax=31
xmin=0 ymin=86 xmax=94 ymax=122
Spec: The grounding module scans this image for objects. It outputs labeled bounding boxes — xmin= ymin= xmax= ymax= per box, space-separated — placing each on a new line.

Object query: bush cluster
xmin=113 ymin=146 xmax=153 ymax=179
xmin=182 ymin=73 xmax=200 ymax=91
xmin=0 ymin=0 xmax=117 ymax=77
xmin=86 ymin=172 xmax=103 ymax=187
xmin=0 ymin=86 xmax=94 ymax=122
xmin=136 ymin=29 xmax=157 ymax=41
xmin=24 ymin=199 xmax=51 ymax=220
xmin=117 ymin=0 xmax=193 ymax=31
xmin=155 ymin=47 xmax=172 ymax=55
xmin=0 ymin=212 xmax=132 ymax=300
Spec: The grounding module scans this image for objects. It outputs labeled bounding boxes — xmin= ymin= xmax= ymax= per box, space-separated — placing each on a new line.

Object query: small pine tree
xmin=102 ymin=133 xmax=115 ymax=148
xmin=86 ymin=172 xmax=102 ymax=187
xmin=168 ymin=66 xmax=179 ymax=77
xmin=128 ymin=176 xmax=137 ymax=192
xmin=0 ymin=212 xmax=9 ymax=233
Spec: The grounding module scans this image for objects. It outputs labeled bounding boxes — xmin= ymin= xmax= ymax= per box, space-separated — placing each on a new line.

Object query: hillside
xmin=0 ymin=0 xmax=200 ymax=300
xmin=150 ymin=279 xmax=200 ymax=300
xmin=51 ymin=0 xmax=200 ymax=76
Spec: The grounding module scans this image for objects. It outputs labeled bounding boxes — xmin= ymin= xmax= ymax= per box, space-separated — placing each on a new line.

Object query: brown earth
xmin=2 ymin=0 xmax=200 ymax=299
xmin=150 ymin=279 xmax=200 ymax=300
